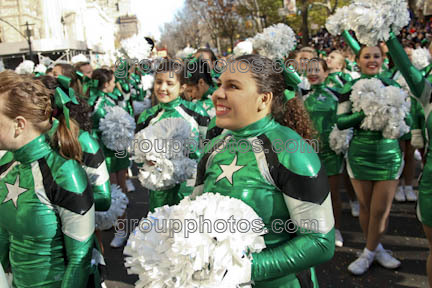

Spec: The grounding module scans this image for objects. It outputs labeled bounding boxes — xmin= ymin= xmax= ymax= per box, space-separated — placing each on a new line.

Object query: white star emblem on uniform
xmin=317 ymin=95 xmax=326 ymax=102
xmin=3 ymin=175 xmax=28 ymax=208
xmin=215 ymin=155 xmax=245 ymax=185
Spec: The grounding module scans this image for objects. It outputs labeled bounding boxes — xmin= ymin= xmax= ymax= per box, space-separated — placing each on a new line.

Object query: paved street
xmin=101 ymin=169 xmax=429 ymax=288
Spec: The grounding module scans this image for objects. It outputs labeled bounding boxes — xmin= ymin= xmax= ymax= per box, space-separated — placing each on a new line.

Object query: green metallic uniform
xmin=136 ymin=97 xmax=210 ymax=212
xmin=0 ymin=135 xmax=95 ymax=288
xmin=386 ymin=33 xmax=432 ymax=226
xmin=129 ymin=73 xmax=146 ymax=101
xmin=89 ymin=88 xmax=131 ymax=174
xmin=196 ymin=86 xmax=216 ymax=118
xmin=325 ymin=71 xmax=353 ymax=89
xmin=193 ymin=116 xmax=335 ymax=287
xmin=336 ymin=74 xmax=407 ymax=180
xmin=304 ymin=83 xmax=344 ymax=176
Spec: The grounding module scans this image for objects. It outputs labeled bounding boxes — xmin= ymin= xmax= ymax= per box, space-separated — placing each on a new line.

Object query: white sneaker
xmin=404 ymin=186 xmax=417 ymax=202
xmin=375 ymin=244 xmax=401 ymax=269
xmin=414 ymin=149 xmax=422 ymax=161
xmin=335 ymin=229 xmax=344 ymax=247
xmin=348 ymin=248 xmax=375 ymax=275
xmin=126 ymin=179 xmax=135 ymax=192
xmin=394 ymin=186 xmax=406 ymax=202
xmin=110 ymin=232 xmax=127 ymax=248
xmin=350 ymin=200 xmax=360 ymax=217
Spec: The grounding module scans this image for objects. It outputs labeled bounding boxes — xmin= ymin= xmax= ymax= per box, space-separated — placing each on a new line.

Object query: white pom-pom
xmin=71 ymin=54 xmax=89 ymax=64
xmin=121 ymin=35 xmax=152 ymax=60
xmin=15 ymin=60 xmax=35 ymax=74
xmin=329 ymin=125 xmax=353 ymax=155
xmin=131 ymin=118 xmax=197 ymax=190
xmin=412 ymin=48 xmax=431 ymax=70
xmin=325 ymin=6 xmax=351 ymax=36
xmin=39 ymin=56 xmax=53 ymax=67
xmin=141 ymin=74 xmax=154 ymax=91
xmin=34 ymin=64 xmax=47 ymax=74
xmin=233 ymin=40 xmax=253 ymax=57
xmin=176 ymin=47 xmax=197 ymax=59
xmin=133 ymin=98 xmax=152 ymax=116
xmin=95 ymin=184 xmax=128 ymax=230
xmin=351 ymin=78 xmax=410 ymax=139
xmin=124 ymin=193 xmax=266 ymax=288
xmin=252 ymin=23 xmax=296 ymax=59
xmin=99 ymin=106 xmax=136 ymax=151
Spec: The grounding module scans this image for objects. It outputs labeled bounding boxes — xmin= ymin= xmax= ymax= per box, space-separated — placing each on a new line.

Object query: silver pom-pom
xmin=133 ymin=98 xmax=152 ymax=117
xmin=131 ymin=118 xmax=197 ymax=191
xmin=325 ymin=6 xmax=351 ymax=36
xmin=95 ymin=184 xmax=128 ymax=231
xmin=412 ymin=48 xmax=431 ymax=70
xmin=34 ymin=64 xmax=47 ymax=74
xmin=15 ymin=60 xmax=35 ymax=74
xmin=141 ymin=74 xmax=154 ymax=91
xmin=327 ymin=0 xmax=410 ymax=46
xmin=329 ymin=125 xmax=353 ymax=155
xmin=176 ymin=47 xmax=197 ymax=59
xmin=252 ymin=23 xmax=296 ymax=59
xmin=351 ymin=78 xmax=410 ymax=139
xmin=233 ymin=40 xmax=253 ymax=57
xmin=124 ymin=193 xmax=266 ymax=288
xmin=99 ymin=106 xmax=136 ymax=151
xmin=121 ymin=34 xmax=152 ymax=60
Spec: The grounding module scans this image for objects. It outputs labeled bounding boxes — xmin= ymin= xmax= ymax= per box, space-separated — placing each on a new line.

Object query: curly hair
xmin=235 ymin=55 xmax=317 ymax=140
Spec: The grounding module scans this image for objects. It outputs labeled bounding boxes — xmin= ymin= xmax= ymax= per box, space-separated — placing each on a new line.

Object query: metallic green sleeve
xmin=337 ymin=111 xmax=366 ymax=130
xmin=386 ymin=32 xmax=425 ymax=100
xmin=0 ymin=226 xmax=9 ymax=270
xmin=79 ymin=131 xmax=111 ymax=212
xmin=55 ymin=162 xmax=95 ymax=288
xmin=342 ymin=30 xmax=361 ymax=56
xmin=62 ymin=235 xmax=94 ymax=288
xmin=251 ymin=229 xmax=335 ymax=281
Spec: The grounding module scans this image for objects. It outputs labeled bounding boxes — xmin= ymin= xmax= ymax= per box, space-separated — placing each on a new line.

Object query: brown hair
xmin=91 ymin=68 xmax=114 ymax=91
xmin=309 ymin=57 xmax=329 ymax=72
xmin=37 ymin=75 xmax=92 ymax=132
xmin=299 ymin=47 xmax=318 ymax=58
xmin=356 ymin=45 xmax=385 ymax=61
xmin=155 ymin=58 xmax=185 ymax=84
xmin=0 ymin=70 xmax=82 ymax=162
xmin=54 ymin=63 xmax=84 ymax=99
xmin=235 ymin=55 xmax=316 ymax=140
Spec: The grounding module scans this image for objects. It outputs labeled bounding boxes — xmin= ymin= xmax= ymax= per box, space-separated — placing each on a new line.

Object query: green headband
xmin=277 ymin=59 xmax=301 ymax=102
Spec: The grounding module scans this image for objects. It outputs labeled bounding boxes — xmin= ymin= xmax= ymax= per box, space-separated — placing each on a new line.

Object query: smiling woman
xmin=193 ymin=54 xmax=335 ymax=287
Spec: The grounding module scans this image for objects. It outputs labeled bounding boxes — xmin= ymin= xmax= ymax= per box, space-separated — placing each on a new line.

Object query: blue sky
xmin=130 ymin=0 xmax=185 ymax=40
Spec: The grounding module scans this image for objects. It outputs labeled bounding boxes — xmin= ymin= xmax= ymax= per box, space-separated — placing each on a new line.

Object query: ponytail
xmin=52 ymin=116 xmax=83 ymax=163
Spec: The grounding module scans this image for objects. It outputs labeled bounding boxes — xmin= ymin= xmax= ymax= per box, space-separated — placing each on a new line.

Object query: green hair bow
xmin=53 ymin=87 xmax=73 ymax=129
xmin=276 ymin=59 xmax=301 ymax=103
xmin=57 ymin=75 xmax=79 ymax=105
xmin=76 ymin=71 xmax=92 ymax=95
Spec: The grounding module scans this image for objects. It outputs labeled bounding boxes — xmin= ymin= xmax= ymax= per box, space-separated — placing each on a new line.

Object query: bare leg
xmin=423 ymin=224 xmax=432 ymax=287
xmin=350 ymin=179 xmax=373 ymax=238
xmin=343 ymin=168 xmax=357 ymax=201
xmin=403 ymin=141 xmax=415 ymax=187
xmin=366 ymin=180 xmax=398 ymax=251
xmin=329 ymin=174 xmax=342 ymax=229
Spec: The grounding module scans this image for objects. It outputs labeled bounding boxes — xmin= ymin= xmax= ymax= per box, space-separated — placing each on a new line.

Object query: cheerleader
xmin=135 ymin=59 xmax=210 ymax=212
xmin=325 ymin=50 xmax=353 ymax=89
xmin=38 ymin=74 xmax=111 ymax=287
xmin=192 ymin=54 xmax=335 ymax=287
xmin=386 ymin=32 xmax=432 ymax=286
xmin=184 ymin=58 xmax=216 ymax=117
xmin=0 ymin=71 xmax=94 ymax=287
xmin=304 ymin=58 xmax=345 ymax=247
xmin=89 ymin=69 xmax=130 ymax=248
xmin=337 ymin=45 xmax=408 ymax=275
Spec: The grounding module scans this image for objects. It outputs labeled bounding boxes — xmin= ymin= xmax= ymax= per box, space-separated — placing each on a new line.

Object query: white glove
xmin=411 ymin=129 xmax=424 ymax=149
